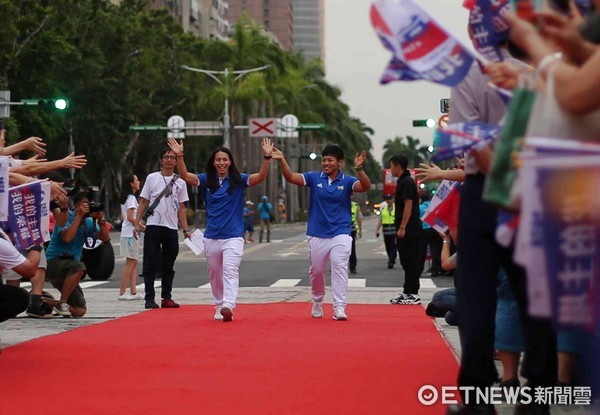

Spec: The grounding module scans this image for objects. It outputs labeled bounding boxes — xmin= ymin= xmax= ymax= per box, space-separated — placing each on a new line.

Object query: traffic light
xmin=37 ymin=98 xmax=68 ymax=111
xmin=413 ymin=118 xmax=436 ymax=128
xmin=21 ymin=98 xmax=69 ymax=111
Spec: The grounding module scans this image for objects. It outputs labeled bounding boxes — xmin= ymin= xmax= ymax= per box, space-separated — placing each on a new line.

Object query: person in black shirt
xmin=389 ymin=154 xmax=422 ymax=305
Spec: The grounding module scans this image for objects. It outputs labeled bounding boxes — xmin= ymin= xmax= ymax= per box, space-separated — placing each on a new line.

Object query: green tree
xmin=382 ymin=135 xmax=430 ymax=168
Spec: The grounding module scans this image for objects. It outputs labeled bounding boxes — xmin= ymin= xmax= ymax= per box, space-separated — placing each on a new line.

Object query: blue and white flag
xmin=466 ymin=0 xmax=510 ymax=62
xmin=431 ymin=121 xmax=501 ymax=162
xmin=6 ymin=181 xmax=51 ymax=251
xmin=371 ymin=0 xmax=476 ymax=87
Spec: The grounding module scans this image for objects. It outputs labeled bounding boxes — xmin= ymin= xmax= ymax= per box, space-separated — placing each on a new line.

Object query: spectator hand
xmin=22 ymin=136 xmax=47 ymax=156
xmin=49 ymin=180 xmax=67 ymax=199
xmin=61 ymin=152 xmax=87 ymax=169
xmin=414 ymin=162 xmax=442 ymax=181
xmin=486 ymin=61 xmax=522 ymax=91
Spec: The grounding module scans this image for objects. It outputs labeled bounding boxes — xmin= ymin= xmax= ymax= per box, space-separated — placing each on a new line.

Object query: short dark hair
xmin=160 ymin=148 xmax=175 ymax=158
xmin=321 ymin=144 xmax=344 ymax=160
xmin=389 ymin=154 xmax=409 ymax=170
xmin=73 ymin=191 xmax=89 ymax=205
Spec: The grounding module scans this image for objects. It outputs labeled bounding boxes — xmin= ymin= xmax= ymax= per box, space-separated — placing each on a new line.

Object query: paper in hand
xmin=184 ymin=229 xmax=205 ymax=255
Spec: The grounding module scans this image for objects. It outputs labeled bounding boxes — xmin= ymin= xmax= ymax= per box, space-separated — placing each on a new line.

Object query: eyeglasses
xmin=162 ymin=155 xmax=177 ymax=160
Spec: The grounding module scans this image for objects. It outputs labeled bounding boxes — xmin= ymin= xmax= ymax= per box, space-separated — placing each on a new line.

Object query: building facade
xmin=227 ymin=0 xmax=294 ymax=51
xmin=292 ymin=0 xmax=324 ymax=64
xmin=142 ymin=0 xmax=230 ymax=40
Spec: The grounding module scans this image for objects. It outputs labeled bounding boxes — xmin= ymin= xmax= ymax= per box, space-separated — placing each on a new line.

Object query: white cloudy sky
xmin=325 ymin=0 xmax=470 ymax=164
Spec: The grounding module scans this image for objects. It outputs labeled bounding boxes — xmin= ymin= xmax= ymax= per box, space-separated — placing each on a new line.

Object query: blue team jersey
xmin=198 ymin=172 xmax=250 ymax=239
xmin=46 ymin=211 xmax=98 ymax=261
xmin=303 ymin=171 xmax=358 ymax=238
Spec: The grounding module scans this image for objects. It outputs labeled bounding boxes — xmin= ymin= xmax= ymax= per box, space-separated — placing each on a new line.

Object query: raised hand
xmin=261 ymin=137 xmax=274 ymax=157
xmin=270 ymin=147 xmax=284 ymax=160
xmin=167 ymin=137 xmax=184 ymax=157
xmin=354 ymin=150 xmax=367 ymax=168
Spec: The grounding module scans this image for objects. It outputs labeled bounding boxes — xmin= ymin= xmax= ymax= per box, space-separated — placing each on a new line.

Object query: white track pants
xmin=204 ymin=237 xmax=244 ymax=309
xmin=308 ymin=234 xmax=352 ymax=309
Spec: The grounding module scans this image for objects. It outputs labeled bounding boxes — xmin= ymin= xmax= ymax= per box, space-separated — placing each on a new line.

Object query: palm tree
xmin=382 ymin=135 xmax=430 ymax=167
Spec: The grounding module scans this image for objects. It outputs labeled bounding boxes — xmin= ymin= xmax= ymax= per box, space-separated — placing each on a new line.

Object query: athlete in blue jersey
xmin=271 ymin=144 xmax=371 ymax=321
xmin=168 ymin=137 xmax=274 ymax=322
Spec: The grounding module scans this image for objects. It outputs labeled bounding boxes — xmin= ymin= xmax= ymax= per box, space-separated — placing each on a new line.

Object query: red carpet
xmin=0 ymin=303 xmax=457 ymax=414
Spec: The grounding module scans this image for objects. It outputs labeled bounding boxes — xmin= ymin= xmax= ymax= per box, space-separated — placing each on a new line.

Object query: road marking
xmin=198 ymin=283 xmax=211 ymax=288
xmin=80 ymin=281 xmax=110 ymax=289
xmin=274 ymin=252 xmax=300 ymax=257
xmin=136 ymin=281 xmax=161 ymax=289
xmin=348 ymin=278 xmax=367 ymax=287
xmin=419 ymin=278 xmax=436 ymax=288
xmin=20 ymin=282 xmax=32 ymax=289
xmin=270 ymin=278 xmax=301 ymax=287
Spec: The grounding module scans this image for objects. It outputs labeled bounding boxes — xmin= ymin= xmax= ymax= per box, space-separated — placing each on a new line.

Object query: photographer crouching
xmin=44 ymin=189 xmax=110 ymax=317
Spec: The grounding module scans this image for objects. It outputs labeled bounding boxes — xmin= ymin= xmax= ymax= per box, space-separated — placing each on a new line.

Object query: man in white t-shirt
xmin=134 ymin=149 xmax=190 ymax=309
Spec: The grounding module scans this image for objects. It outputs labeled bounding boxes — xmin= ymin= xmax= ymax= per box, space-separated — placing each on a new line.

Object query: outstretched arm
xmin=271 ymin=147 xmax=304 ymax=186
xmin=168 ymin=138 xmax=199 ymax=186
xmin=249 ymin=138 xmax=274 ymax=186
xmin=351 ymin=150 xmax=371 ymax=193
xmin=10 ymin=152 xmax=87 ymax=176
xmin=2 ymin=136 xmax=47 ymax=156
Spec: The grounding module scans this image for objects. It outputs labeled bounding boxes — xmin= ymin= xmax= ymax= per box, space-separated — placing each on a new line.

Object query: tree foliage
xmin=381 ymin=135 xmax=431 ymax=168
xmin=0 ymin=0 xmax=380 ymax=218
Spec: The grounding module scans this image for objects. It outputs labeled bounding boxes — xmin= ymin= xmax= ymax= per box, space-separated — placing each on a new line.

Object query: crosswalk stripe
xmin=419 ymin=278 xmax=436 ymax=288
xmin=270 ymin=278 xmax=301 ymax=287
xmin=198 ymin=283 xmax=211 ymax=288
xmin=80 ymin=281 xmax=110 ymax=289
xmin=348 ymin=278 xmax=367 ymax=287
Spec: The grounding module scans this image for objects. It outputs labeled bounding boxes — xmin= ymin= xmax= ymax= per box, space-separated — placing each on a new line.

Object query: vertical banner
xmin=0 ymin=156 xmax=9 ymax=221
xmin=7 ymin=180 xmax=51 ymax=251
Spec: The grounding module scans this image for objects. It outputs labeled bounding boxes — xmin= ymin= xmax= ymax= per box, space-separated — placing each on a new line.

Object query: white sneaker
xmin=214 ymin=306 xmax=223 ymax=320
xmin=311 ymin=302 xmax=323 ymax=318
xmin=220 ymin=306 xmax=233 ymax=322
xmin=398 ymin=294 xmax=421 ymax=305
xmin=333 ymin=308 xmax=348 ymax=321
xmin=118 ymin=293 xmax=136 ymax=301
xmin=54 ymin=302 xmax=72 ymax=317
xmin=130 ymin=292 xmax=144 ymax=300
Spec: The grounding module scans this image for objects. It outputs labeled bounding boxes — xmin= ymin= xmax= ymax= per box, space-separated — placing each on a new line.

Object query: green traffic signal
xmin=412 ymin=118 xmax=436 ymax=128
xmin=22 ymin=98 xmax=69 ymax=111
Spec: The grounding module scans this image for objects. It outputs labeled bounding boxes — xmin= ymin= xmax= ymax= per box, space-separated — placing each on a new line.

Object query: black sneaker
xmin=26 ymin=302 xmax=54 ymax=319
xmin=145 ymin=301 xmax=159 ymax=309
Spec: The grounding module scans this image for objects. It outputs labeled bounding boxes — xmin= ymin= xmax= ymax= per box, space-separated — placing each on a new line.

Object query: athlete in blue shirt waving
xmin=168 ymin=137 xmax=274 ymax=322
xmin=271 ymin=144 xmax=371 ymax=321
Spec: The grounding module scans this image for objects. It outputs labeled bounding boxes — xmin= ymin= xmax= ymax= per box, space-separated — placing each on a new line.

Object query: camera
xmin=63 ymin=178 xmax=78 ymax=197
xmin=86 ymin=186 xmax=105 ymax=214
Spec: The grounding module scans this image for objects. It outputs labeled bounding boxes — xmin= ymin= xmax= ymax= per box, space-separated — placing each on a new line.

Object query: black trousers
xmin=143 ymin=225 xmax=179 ymax=302
xmin=383 ymin=234 xmax=397 ymax=266
xmin=456 ymin=174 xmax=557 ymax=390
xmin=419 ymin=227 xmax=443 ymax=274
xmin=349 ymin=230 xmax=357 ymax=272
xmin=0 ymin=284 xmax=29 ymax=323
xmin=397 ymin=227 xmax=420 ymax=295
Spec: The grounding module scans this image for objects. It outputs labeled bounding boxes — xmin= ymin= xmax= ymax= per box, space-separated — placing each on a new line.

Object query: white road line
xmin=348 ymin=278 xmax=367 ymax=287
xmin=420 ymin=278 xmax=437 ymax=288
xmin=79 ymin=281 xmax=110 ymax=289
xmin=198 ymin=283 xmax=212 ymax=288
xmin=270 ymin=278 xmax=301 ymax=287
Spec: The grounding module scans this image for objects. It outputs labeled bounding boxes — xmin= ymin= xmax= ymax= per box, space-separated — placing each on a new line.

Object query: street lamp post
xmin=180 ymin=64 xmax=270 ymax=148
